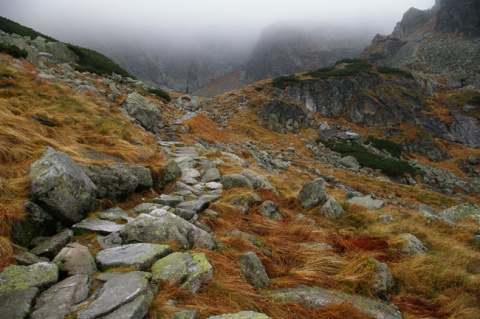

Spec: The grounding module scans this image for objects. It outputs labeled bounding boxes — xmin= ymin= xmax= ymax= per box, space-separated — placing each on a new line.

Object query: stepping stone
xmin=72 ymin=218 xmax=124 ymax=235
xmin=96 ymin=243 xmax=171 ymax=271
xmin=0 ymin=262 xmax=58 ymax=295
xmin=52 ymin=243 xmax=97 ymax=276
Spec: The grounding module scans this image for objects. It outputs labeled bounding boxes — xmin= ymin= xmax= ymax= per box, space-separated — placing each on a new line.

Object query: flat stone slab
xmin=0 ymin=287 xmax=39 ymax=319
xmin=30 ymin=229 xmax=74 ymax=258
xmin=175 ymin=200 xmax=210 ymax=220
xmin=98 ymin=207 xmax=133 ymax=222
xmin=348 ymin=195 xmax=385 ymax=210
xmin=151 ymin=194 xmax=184 ymax=207
xmin=268 ymin=285 xmax=402 ymax=319
xmin=72 ymin=218 xmax=124 ymax=235
xmin=0 ymin=262 xmax=58 ymax=295
xmin=31 ymin=274 xmax=89 ymax=319
xmin=77 ymin=271 xmax=151 ymax=319
xmin=96 ymin=243 xmax=171 ymax=271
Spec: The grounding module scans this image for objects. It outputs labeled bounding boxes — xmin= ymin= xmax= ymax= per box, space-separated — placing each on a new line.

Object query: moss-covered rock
xmin=0 ymin=262 xmax=58 ymax=295
xmin=151 ymin=252 xmax=213 ymax=293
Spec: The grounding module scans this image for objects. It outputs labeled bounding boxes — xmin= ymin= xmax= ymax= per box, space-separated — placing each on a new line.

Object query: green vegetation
xmin=322 ymin=140 xmax=416 ymax=177
xmin=305 ymin=59 xmax=373 ymax=79
xmin=376 ymin=66 xmax=413 ymax=78
xmin=469 ymin=94 xmax=480 ymax=105
xmin=0 ymin=16 xmax=56 ymax=41
xmin=271 ymin=75 xmax=302 ymax=89
xmin=0 ymin=43 xmax=28 ymax=59
xmin=147 ymin=87 xmax=171 ymax=102
xmin=66 ymin=44 xmax=132 ymax=78
xmin=368 ymin=53 xmax=386 ymax=63
xmin=366 ymin=136 xmax=403 ymax=158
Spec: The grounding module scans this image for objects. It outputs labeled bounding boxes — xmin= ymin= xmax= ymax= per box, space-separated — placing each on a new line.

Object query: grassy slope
xmin=0 ymin=51 xmax=479 ymax=318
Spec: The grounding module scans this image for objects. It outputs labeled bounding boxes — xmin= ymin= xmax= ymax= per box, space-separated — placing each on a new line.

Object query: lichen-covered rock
xmin=297 ymin=178 xmax=327 ymax=209
xmin=0 ymin=262 xmax=58 ymax=295
xmin=52 ymin=243 xmax=97 ymax=276
xmin=320 ymin=196 xmax=345 ymax=220
xmin=159 ymin=160 xmax=182 ymax=188
xmin=29 ymin=229 xmax=74 ymax=259
xmin=238 ymin=252 xmax=270 ymax=289
xmin=439 ymin=203 xmax=480 ymax=224
xmin=96 ymin=243 xmax=171 ymax=271
xmin=29 ymin=147 xmax=97 ymax=224
xmin=31 ymin=274 xmax=89 ymax=319
xmin=101 ymin=287 xmax=154 ymax=319
xmin=268 ymin=285 xmax=402 ymax=319
xmin=151 ymin=252 xmax=213 ymax=293
xmin=120 ymin=212 xmax=217 ymax=250
xmin=122 ymin=92 xmax=160 ymax=132
xmin=0 ymin=287 xmax=39 ymax=319
xmin=80 ymin=163 xmax=152 ymax=201
xmin=77 ymin=271 xmax=151 ymax=319
xmin=258 ymin=201 xmax=282 ymax=220
xmin=207 ymin=311 xmax=271 ymax=319
xmin=222 ymin=174 xmax=254 ymax=190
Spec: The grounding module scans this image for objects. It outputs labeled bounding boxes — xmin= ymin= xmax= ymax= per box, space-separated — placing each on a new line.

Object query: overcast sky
xmin=0 ymin=0 xmax=435 ymax=46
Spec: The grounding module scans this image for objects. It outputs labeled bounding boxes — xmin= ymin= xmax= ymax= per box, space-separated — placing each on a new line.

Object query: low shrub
xmin=306 ymin=59 xmax=372 ymax=79
xmin=0 ymin=16 xmax=57 ymax=41
xmin=147 ymin=87 xmax=171 ymax=102
xmin=366 ymin=136 xmax=403 ymax=158
xmin=271 ymin=75 xmax=302 ymax=89
xmin=0 ymin=43 xmax=28 ymax=59
xmin=324 ymin=140 xmax=416 ymax=177
xmin=376 ymin=66 xmax=413 ymax=78
xmin=368 ymin=53 xmax=386 ymax=63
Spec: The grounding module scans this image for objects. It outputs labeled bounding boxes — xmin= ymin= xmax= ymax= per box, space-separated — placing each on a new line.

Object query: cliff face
xmin=362 ymin=1 xmax=480 ymax=90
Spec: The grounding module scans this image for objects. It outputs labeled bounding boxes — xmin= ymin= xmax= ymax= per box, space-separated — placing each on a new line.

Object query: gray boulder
xmin=238 ymin=252 xmax=270 ymax=289
xmin=202 ymin=168 xmax=222 ymax=182
xmin=340 ymin=156 xmax=361 ymax=170
xmin=72 ymin=218 xmax=124 ymax=235
xmin=101 ymin=288 xmax=154 ymax=319
xmin=77 ymin=271 xmax=151 ymax=319
xmin=30 ymin=229 xmax=74 ymax=259
xmin=401 ymin=233 xmax=428 ymax=255
xmin=96 ymin=243 xmax=171 ymax=271
xmin=297 ymin=178 xmax=327 ymax=209
xmin=222 ymin=174 xmax=254 ymax=190
xmin=122 ymin=92 xmax=160 ymax=132
xmin=258 ymin=201 xmax=283 ymax=220
xmin=97 ymin=232 xmax=123 ymax=249
xmin=29 ymin=147 xmax=97 ymax=224
xmin=151 ymin=252 xmax=213 ymax=293
xmin=207 ymin=312 xmax=271 ymax=319
xmin=174 ymin=199 xmax=210 ymax=220
xmin=320 ymin=196 xmax=345 ymax=220
xmin=0 ymin=288 xmax=39 ymax=319
xmin=348 ymin=195 xmax=385 ymax=210
xmin=371 ymin=259 xmax=395 ymax=300
xmin=151 ymin=194 xmax=185 ymax=207
xmin=31 ymin=274 xmax=89 ymax=319
xmin=268 ymin=285 xmax=402 ymax=319
xmin=80 ymin=164 xmax=152 ymax=201
xmin=0 ymin=262 xmax=58 ymax=295
xmin=52 ymin=243 xmax=97 ymax=276
xmin=10 ymin=202 xmax=56 ymax=247
xmin=159 ymin=160 xmax=182 ymax=188
xmin=120 ymin=212 xmax=217 ymax=250
xmin=241 ymin=170 xmax=278 ymax=194
xmin=14 ymin=251 xmax=49 ymax=266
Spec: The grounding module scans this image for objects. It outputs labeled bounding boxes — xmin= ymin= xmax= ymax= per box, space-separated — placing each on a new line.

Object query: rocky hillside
xmin=362 ymin=0 xmax=480 ymax=90
xmin=1 ymin=15 xmax=480 ymax=319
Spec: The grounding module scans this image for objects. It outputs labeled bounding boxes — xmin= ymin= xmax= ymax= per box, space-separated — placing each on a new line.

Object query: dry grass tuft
xmin=182 ymin=113 xmax=231 ymax=143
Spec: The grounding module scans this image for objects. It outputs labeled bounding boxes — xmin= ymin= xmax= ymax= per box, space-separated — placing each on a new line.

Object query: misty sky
xmin=0 ymin=0 xmax=435 ymax=46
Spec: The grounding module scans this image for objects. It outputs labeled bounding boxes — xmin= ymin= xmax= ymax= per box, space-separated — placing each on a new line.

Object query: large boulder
xmin=151 ymin=252 xmax=213 ymax=293
xmin=401 ymin=233 xmax=429 ymax=255
xmin=31 ymin=274 xmax=89 ymax=319
xmin=0 ymin=262 xmax=58 ymax=295
xmin=29 ymin=147 xmax=97 ymax=224
xmin=80 ymin=164 xmax=152 ymax=201
xmin=120 ymin=212 xmax=217 ymax=250
xmin=297 ymin=178 xmax=327 ymax=209
xmin=222 ymin=174 xmax=254 ymax=190
xmin=268 ymin=285 xmax=402 ymax=319
xmin=122 ymin=92 xmax=160 ymax=133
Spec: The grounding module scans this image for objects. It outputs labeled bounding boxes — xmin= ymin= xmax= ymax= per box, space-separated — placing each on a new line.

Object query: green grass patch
xmin=147 ymin=87 xmax=171 ymax=102
xmin=0 ymin=43 xmax=28 ymax=59
xmin=376 ymin=66 xmax=413 ymax=78
xmin=323 ymin=140 xmax=416 ymax=177
xmin=271 ymin=75 xmax=302 ymax=89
